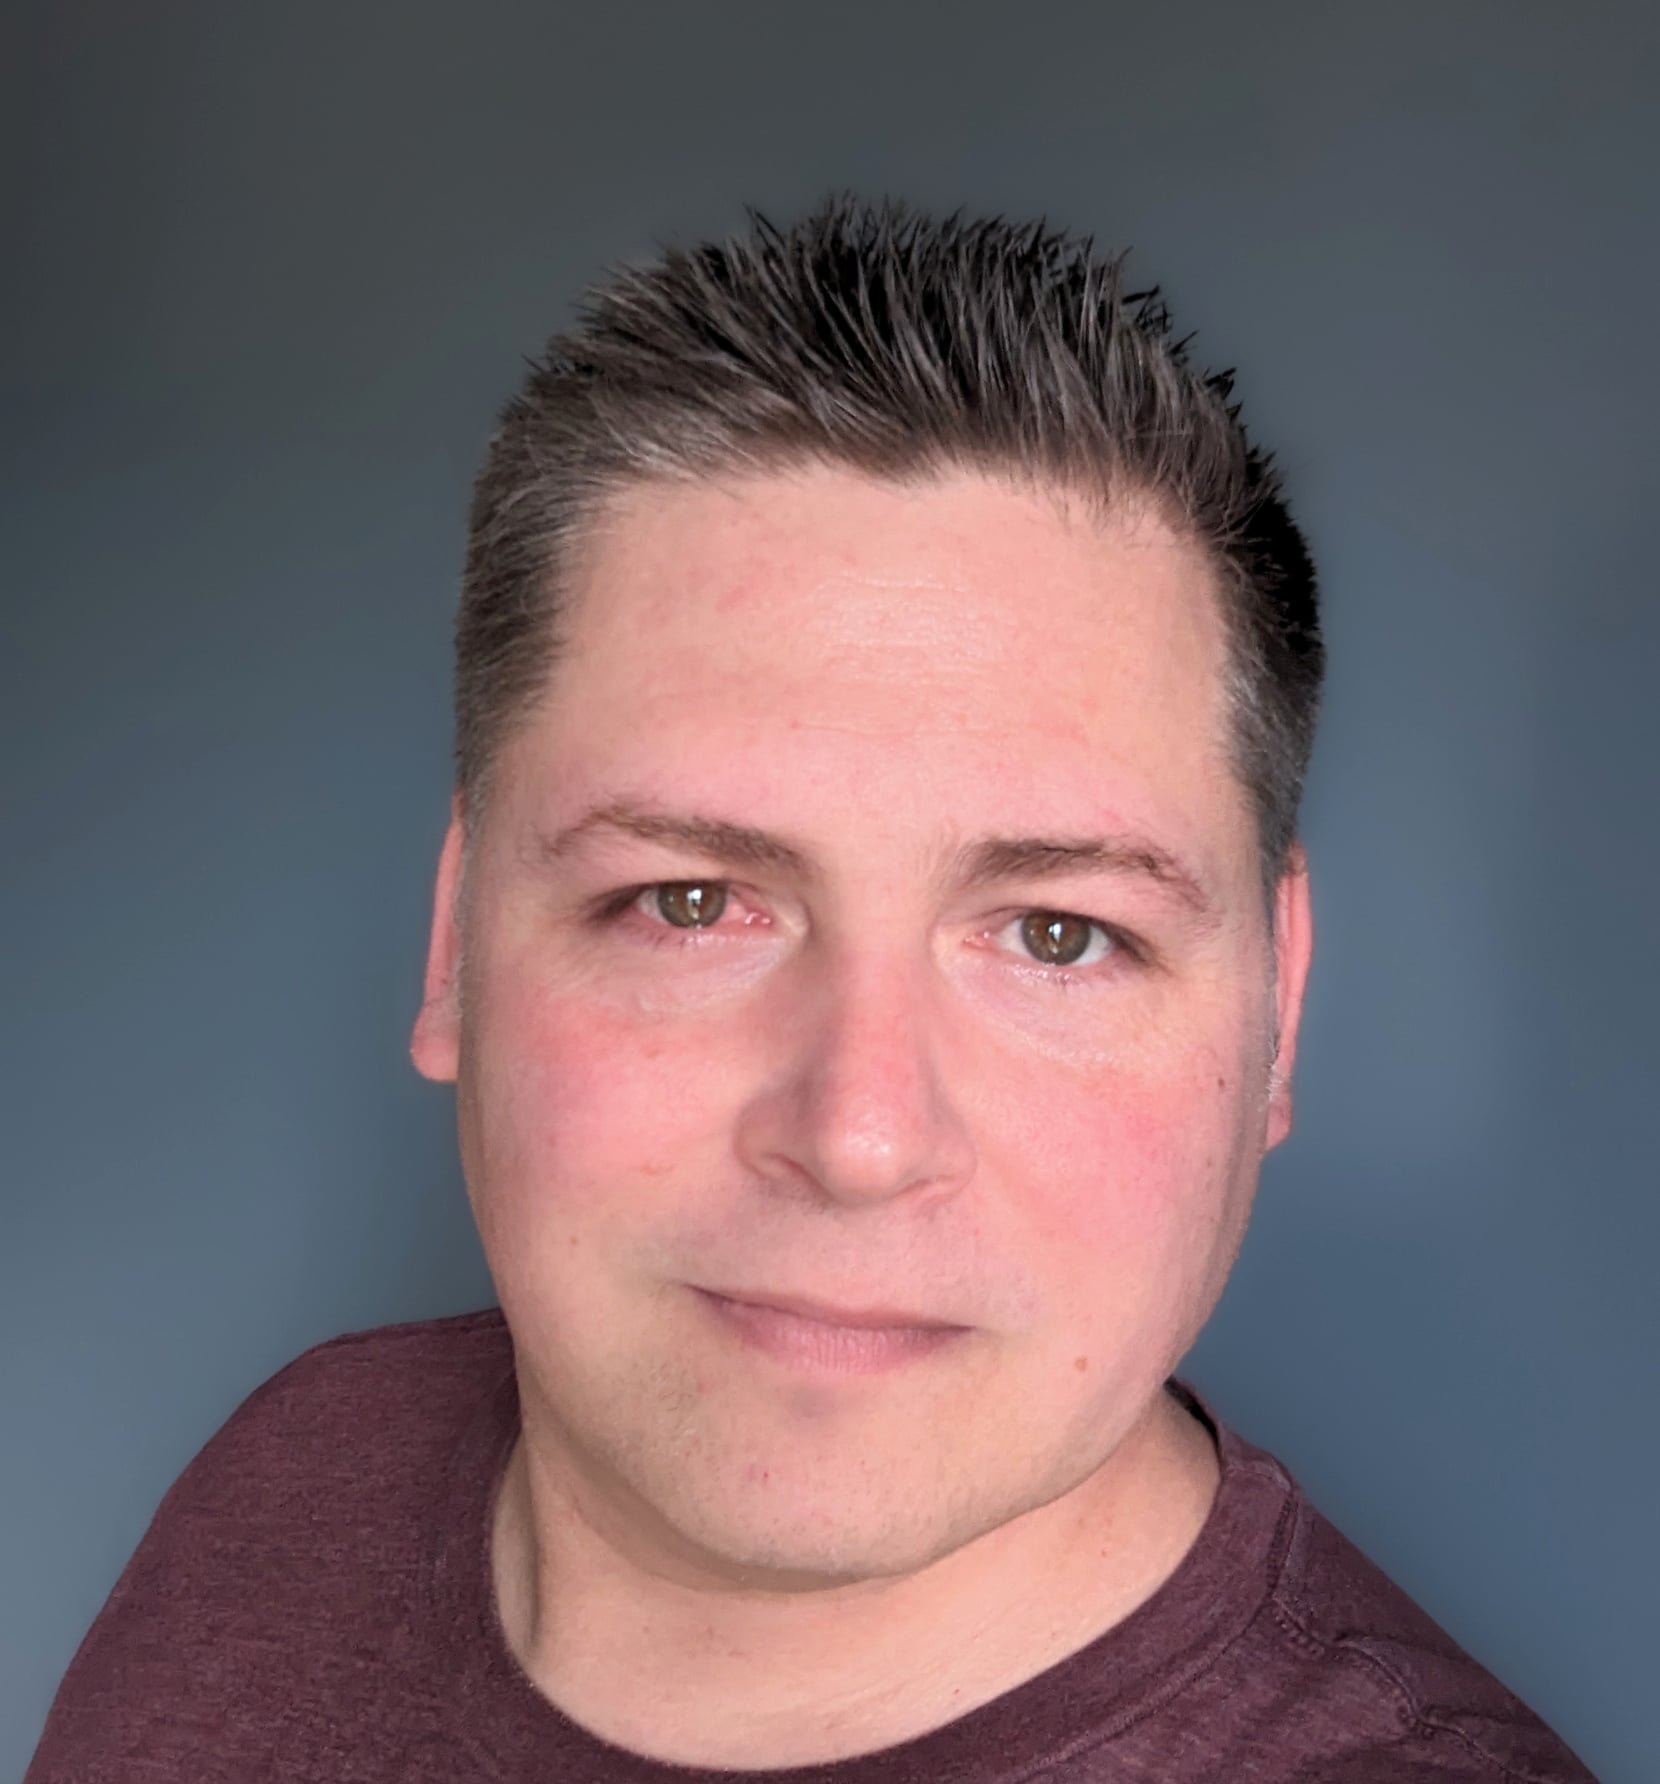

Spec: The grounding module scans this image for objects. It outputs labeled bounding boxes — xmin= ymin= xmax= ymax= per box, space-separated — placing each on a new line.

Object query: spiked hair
xmin=457 ymin=197 xmax=1323 ymax=881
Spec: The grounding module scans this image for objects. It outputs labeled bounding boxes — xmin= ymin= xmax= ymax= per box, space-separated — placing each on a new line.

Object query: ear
xmin=1264 ymin=842 xmax=1314 ymax=1152
xmin=410 ymin=799 xmax=467 ymax=1084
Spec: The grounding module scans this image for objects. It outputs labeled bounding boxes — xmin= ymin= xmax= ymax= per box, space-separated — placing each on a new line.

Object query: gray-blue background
xmin=5 ymin=3 xmax=1656 ymax=1776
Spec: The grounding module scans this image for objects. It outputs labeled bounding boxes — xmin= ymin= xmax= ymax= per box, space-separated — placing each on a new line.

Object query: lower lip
xmin=695 ymin=1291 xmax=966 ymax=1375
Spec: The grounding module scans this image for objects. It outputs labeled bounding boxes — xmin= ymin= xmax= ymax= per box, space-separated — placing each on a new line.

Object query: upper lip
xmin=699 ymin=1288 xmax=966 ymax=1331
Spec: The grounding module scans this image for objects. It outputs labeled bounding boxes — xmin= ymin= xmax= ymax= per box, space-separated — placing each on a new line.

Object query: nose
xmin=733 ymin=947 xmax=977 ymax=1210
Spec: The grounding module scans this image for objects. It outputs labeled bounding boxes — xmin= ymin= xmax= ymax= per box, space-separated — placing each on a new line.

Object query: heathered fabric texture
xmin=28 ymin=1310 xmax=1596 ymax=1782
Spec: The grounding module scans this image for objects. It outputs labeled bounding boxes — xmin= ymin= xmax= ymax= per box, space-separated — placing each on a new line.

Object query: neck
xmin=490 ymin=1386 xmax=1220 ymax=1770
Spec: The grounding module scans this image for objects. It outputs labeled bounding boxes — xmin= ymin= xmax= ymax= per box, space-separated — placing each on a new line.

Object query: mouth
xmin=691 ymin=1288 xmax=970 ymax=1375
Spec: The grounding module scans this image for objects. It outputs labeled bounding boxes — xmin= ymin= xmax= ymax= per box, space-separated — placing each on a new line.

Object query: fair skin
xmin=412 ymin=464 xmax=1313 ymax=1768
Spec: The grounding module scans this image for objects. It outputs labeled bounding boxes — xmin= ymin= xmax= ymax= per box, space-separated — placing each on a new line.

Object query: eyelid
xmin=983 ymin=907 xmax=1148 ymax=972
xmin=589 ymin=885 xmax=1147 ymax=969
xmin=593 ymin=878 xmax=755 ymax=928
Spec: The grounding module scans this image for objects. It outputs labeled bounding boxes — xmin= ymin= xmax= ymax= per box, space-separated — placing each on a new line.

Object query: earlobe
xmin=1264 ymin=843 xmax=1314 ymax=1151
xmin=410 ymin=804 xmax=467 ymax=1085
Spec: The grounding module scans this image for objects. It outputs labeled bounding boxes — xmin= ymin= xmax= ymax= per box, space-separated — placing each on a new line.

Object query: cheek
xmin=980 ymin=1045 xmax=1261 ymax=1312
xmin=460 ymin=978 xmax=738 ymax=1238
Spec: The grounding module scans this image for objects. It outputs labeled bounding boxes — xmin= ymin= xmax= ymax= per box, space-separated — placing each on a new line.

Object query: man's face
xmin=414 ymin=466 xmax=1310 ymax=1588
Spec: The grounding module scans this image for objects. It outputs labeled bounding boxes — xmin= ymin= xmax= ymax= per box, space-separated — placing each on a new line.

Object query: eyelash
xmin=586 ymin=883 xmax=751 ymax=944
xmin=989 ymin=916 xmax=1139 ymax=985
xmin=588 ymin=881 xmax=1145 ymax=981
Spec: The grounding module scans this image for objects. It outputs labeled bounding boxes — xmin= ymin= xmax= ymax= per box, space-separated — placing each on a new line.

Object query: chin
xmin=512 ymin=1305 xmax=1170 ymax=1593
xmin=616 ymin=1416 xmax=1105 ymax=1593
xmin=655 ymin=1479 xmax=1010 ymax=1591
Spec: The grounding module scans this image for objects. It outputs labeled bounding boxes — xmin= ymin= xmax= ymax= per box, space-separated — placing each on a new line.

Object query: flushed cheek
xmin=463 ymin=980 xmax=748 ymax=1243
xmin=978 ymin=1054 xmax=1257 ymax=1336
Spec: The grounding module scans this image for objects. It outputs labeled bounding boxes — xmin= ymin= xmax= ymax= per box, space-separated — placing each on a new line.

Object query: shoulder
xmin=26 ymin=1309 xmax=515 ymax=1778
xmin=134 ymin=1306 xmax=514 ymax=1578
xmin=1224 ymin=1424 xmax=1596 ymax=1782
xmin=210 ymin=1306 xmax=515 ymax=1454
xmin=136 ymin=1306 xmax=514 ymax=1526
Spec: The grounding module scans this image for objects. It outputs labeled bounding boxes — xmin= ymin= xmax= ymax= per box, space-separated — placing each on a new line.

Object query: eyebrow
xmin=954 ymin=834 xmax=1215 ymax=918
xmin=533 ymin=802 xmax=814 ymax=879
xmin=533 ymin=801 xmax=1216 ymax=920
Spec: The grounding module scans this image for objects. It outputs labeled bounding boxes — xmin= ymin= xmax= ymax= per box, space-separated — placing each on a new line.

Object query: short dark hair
xmin=457 ymin=196 xmax=1323 ymax=885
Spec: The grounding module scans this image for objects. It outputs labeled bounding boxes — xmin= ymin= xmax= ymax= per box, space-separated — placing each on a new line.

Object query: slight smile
xmin=692 ymin=1288 xmax=971 ymax=1374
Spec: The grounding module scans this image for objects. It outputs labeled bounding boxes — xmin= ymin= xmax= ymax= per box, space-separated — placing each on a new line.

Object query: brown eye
xmin=654 ymin=882 xmax=728 ymax=928
xmin=1019 ymin=911 xmax=1100 ymax=966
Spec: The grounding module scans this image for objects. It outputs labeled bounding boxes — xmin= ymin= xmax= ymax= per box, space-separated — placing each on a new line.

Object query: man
xmin=29 ymin=199 xmax=1595 ymax=1780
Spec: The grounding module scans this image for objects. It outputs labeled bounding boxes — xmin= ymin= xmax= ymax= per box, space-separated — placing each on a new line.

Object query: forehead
xmin=501 ymin=466 xmax=1253 ymax=887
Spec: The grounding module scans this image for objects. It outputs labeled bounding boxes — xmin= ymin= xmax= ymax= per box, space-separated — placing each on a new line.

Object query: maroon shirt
xmin=28 ymin=1310 xmax=1595 ymax=1781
